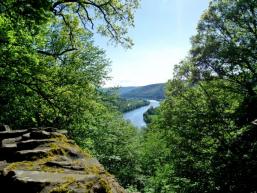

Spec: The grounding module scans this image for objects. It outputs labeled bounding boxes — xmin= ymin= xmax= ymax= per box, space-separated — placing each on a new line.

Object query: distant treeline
xmin=114 ymin=98 xmax=150 ymax=113
xmin=118 ymin=83 xmax=165 ymax=100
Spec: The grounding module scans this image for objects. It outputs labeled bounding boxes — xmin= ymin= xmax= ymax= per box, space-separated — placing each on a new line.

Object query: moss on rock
xmin=0 ymin=127 xmax=127 ymax=193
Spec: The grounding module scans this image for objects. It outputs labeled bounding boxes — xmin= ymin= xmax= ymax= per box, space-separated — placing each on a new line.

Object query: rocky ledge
xmin=0 ymin=125 xmax=126 ymax=193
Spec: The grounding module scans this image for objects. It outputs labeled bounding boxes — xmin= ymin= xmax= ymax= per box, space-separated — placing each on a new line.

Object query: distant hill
xmin=118 ymin=86 xmax=137 ymax=95
xmin=119 ymin=83 xmax=165 ymax=100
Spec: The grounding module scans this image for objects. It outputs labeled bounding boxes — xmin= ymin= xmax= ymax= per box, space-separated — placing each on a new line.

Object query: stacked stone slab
xmin=0 ymin=126 xmax=127 ymax=193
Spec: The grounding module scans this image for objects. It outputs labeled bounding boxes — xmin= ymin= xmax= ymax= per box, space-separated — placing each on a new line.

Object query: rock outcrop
xmin=0 ymin=126 xmax=127 ymax=193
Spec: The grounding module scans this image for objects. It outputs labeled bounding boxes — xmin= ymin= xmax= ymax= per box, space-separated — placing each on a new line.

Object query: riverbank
xmin=110 ymin=97 xmax=150 ymax=113
xmin=121 ymin=99 xmax=150 ymax=113
xmin=123 ymin=100 xmax=160 ymax=128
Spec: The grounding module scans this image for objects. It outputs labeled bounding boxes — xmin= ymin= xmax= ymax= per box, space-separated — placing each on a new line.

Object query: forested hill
xmin=118 ymin=83 xmax=165 ymax=100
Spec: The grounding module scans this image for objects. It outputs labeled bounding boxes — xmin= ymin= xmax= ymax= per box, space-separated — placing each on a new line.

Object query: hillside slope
xmin=119 ymin=83 xmax=165 ymax=100
xmin=118 ymin=87 xmax=137 ymax=95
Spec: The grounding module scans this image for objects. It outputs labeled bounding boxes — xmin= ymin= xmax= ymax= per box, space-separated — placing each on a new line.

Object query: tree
xmin=0 ymin=0 xmax=140 ymax=128
xmin=143 ymin=0 xmax=257 ymax=192
xmin=0 ymin=16 xmax=109 ymax=128
xmin=0 ymin=0 xmax=139 ymax=47
xmin=0 ymin=0 xmax=142 ymax=190
xmin=191 ymin=0 xmax=257 ymax=124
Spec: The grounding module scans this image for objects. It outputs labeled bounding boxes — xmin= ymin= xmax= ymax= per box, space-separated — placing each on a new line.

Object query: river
xmin=123 ymin=100 xmax=160 ymax=128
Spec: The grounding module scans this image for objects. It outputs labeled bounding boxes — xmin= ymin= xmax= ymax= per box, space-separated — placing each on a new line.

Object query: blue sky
xmin=97 ymin=0 xmax=209 ymax=87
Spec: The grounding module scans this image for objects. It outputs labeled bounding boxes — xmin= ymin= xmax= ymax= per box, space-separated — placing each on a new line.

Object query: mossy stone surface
xmin=0 ymin=127 xmax=127 ymax=193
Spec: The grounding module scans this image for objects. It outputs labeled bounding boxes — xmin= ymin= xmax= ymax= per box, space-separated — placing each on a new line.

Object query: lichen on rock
xmin=0 ymin=126 xmax=127 ymax=193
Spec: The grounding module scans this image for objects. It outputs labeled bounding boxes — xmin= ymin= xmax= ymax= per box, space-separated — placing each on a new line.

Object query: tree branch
xmin=77 ymin=3 xmax=94 ymax=29
xmin=37 ymin=48 xmax=77 ymax=57
xmin=87 ymin=0 xmax=118 ymax=38
xmin=51 ymin=0 xmax=119 ymax=41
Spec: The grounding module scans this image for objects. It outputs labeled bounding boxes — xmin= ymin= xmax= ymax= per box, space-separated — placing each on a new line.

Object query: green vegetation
xmin=114 ymin=98 xmax=150 ymax=113
xmin=1 ymin=0 xmax=257 ymax=193
xmin=143 ymin=106 xmax=158 ymax=124
xmin=0 ymin=0 xmax=141 ymax=189
xmin=134 ymin=0 xmax=257 ymax=192
xmin=102 ymin=87 xmax=150 ymax=112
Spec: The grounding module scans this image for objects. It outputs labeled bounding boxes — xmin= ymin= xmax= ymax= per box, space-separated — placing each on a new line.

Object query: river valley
xmin=123 ymin=100 xmax=160 ymax=128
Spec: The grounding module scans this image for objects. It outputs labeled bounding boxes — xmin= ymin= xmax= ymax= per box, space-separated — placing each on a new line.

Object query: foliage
xmin=70 ymin=107 xmax=142 ymax=187
xmin=2 ymin=0 xmax=257 ymax=192
xmin=143 ymin=106 xmax=159 ymax=124
xmin=136 ymin=0 xmax=257 ymax=192
xmin=0 ymin=0 xmax=139 ymax=47
xmin=113 ymin=97 xmax=150 ymax=113
xmin=0 ymin=17 xmax=109 ymax=129
xmin=0 ymin=0 xmax=141 ymax=190
xmin=0 ymin=0 xmax=140 ymax=126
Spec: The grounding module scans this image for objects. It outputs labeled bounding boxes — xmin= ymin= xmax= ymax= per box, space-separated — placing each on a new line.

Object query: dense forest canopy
xmin=0 ymin=0 xmax=141 ymax=190
xmin=1 ymin=0 xmax=257 ymax=193
xmin=142 ymin=0 xmax=257 ymax=192
xmin=0 ymin=0 xmax=139 ymax=128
